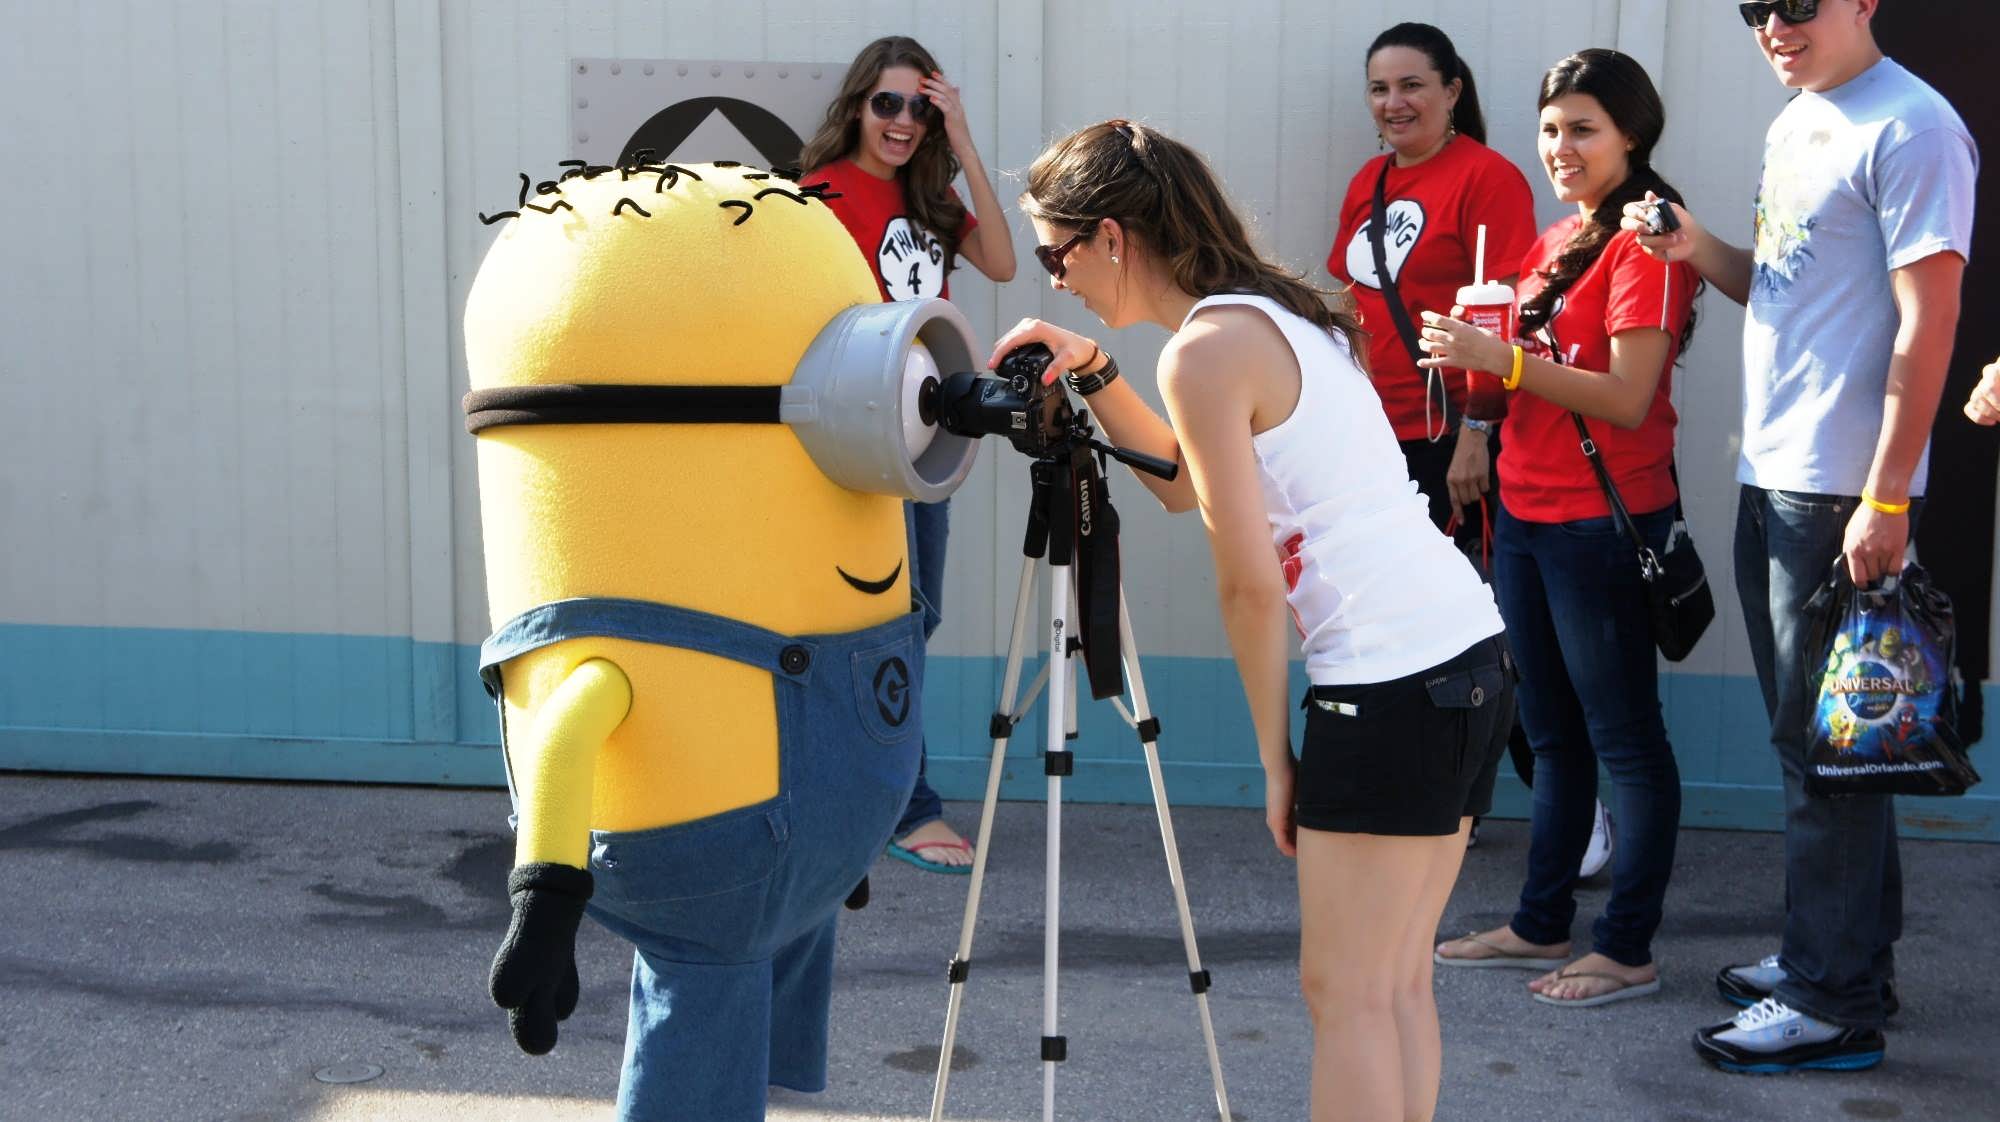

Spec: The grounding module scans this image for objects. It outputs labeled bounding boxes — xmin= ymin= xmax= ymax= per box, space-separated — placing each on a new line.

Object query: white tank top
xmin=1182 ymin=294 xmax=1505 ymax=685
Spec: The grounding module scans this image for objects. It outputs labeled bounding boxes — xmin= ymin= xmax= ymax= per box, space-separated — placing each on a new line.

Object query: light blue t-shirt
xmin=1739 ymin=57 xmax=1978 ymax=497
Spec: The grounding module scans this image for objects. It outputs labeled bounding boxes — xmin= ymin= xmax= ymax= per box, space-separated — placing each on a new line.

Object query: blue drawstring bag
xmin=1802 ymin=562 xmax=1981 ymax=797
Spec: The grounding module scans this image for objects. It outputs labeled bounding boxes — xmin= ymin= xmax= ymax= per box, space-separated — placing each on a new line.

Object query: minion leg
xmin=514 ymin=657 xmax=633 ymax=870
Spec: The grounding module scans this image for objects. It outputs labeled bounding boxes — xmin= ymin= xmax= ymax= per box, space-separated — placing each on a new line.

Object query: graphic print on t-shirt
xmin=877 ymin=217 xmax=947 ymax=301
xmin=1342 ymin=200 xmax=1426 ymax=289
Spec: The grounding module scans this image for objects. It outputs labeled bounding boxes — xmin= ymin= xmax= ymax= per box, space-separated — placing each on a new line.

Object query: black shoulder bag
xmin=1370 ymin=159 xmax=1454 ymax=433
xmin=1569 ymin=412 xmax=1714 ymax=661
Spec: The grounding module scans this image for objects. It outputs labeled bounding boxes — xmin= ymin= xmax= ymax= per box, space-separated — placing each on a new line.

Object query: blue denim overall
xmin=480 ymin=597 xmax=925 ymax=1120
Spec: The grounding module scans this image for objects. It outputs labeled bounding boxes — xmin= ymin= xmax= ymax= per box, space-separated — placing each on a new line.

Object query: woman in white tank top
xmin=992 ymin=120 xmax=1510 ymax=1122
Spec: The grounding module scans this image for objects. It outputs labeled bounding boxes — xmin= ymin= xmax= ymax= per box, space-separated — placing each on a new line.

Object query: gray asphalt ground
xmin=1 ymin=773 xmax=1995 ymax=1122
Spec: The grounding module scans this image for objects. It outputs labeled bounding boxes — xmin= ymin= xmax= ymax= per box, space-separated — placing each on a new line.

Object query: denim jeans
xmin=1494 ymin=504 xmax=1681 ymax=968
xmin=894 ymin=498 xmax=949 ymax=837
xmin=1735 ymin=485 xmax=1921 ymax=1029
xmin=481 ymin=597 xmax=926 ymax=1118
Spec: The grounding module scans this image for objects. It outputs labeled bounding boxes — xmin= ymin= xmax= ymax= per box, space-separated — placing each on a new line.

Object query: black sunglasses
xmin=867 ymin=90 xmax=935 ymax=122
xmin=1738 ymin=0 xmax=1819 ymax=28
xmin=1034 ymin=222 xmax=1099 ymax=280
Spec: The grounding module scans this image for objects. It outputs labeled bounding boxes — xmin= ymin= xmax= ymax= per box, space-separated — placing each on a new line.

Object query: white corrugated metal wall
xmin=0 ymin=0 xmax=1990 ymax=837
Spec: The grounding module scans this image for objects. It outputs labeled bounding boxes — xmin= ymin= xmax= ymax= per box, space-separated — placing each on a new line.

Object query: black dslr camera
xmin=921 ymin=343 xmax=1073 ymax=459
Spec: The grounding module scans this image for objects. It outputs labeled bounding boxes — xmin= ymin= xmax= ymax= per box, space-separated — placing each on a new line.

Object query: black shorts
xmin=1294 ymin=634 xmax=1515 ymax=837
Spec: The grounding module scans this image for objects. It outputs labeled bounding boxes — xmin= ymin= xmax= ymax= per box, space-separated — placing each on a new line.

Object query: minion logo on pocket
xmin=872 ymin=657 xmax=912 ymax=727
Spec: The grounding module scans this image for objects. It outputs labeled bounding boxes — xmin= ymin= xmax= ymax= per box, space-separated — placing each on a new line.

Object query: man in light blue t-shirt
xmin=1625 ymin=0 xmax=1975 ymax=1076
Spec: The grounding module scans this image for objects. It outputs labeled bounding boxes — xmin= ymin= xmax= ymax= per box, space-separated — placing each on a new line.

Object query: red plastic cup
xmin=1455 ymin=281 xmax=1516 ymax=422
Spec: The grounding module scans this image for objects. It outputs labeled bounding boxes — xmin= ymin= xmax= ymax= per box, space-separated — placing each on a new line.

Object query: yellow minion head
xmin=464 ymin=163 xmax=906 ymax=636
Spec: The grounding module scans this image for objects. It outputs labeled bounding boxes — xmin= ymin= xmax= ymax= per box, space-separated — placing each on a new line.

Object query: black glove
xmin=489 ymin=862 xmax=593 ymax=1055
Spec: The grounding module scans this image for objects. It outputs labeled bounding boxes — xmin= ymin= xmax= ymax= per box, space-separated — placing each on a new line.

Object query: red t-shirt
xmin=1328 ymin=137 xmax=1537 ymax=441
xmin=1499 ymin=216 xmax=1699 ymax=523
xmin=803 ymin=159 xmax=977 ymax=302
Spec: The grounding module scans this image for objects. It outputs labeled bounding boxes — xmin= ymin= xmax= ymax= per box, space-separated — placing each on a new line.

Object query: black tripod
xmin=928 ymin=434 xmax=1230 ymax=1122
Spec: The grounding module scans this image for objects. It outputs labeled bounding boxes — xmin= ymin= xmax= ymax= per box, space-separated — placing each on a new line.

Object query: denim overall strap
xmin=478 ymin=596 xmax=817 ymax=698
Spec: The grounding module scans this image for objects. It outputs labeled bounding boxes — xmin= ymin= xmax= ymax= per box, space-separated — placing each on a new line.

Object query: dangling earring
xmin=1378 ymin=132 xmax=1387 ymax=151
xmin=1446 ymin=109 xmax=1458 ymax=142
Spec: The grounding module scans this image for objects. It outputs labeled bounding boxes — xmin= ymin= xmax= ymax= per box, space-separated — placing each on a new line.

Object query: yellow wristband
xmin=1861 ymin=491 xmax=1911 ymax=515
xmin=1501 ymin=344 xmax=1525 ymax=391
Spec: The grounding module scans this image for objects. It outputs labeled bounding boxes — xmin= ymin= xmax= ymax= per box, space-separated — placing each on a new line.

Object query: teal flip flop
xmin=887 ymin=838 xmax=973 ymax=875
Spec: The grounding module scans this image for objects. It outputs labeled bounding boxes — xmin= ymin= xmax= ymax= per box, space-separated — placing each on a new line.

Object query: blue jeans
xmin=481 ymin=598 xmax=926 ymax=1119
xmin=1494 ymin=504 xmax=1681 ymax=968
xmin=1735 ymin=485 xmax=1920 ymax=1029
xmin=894 ymin=498 xmax=949 ymax=837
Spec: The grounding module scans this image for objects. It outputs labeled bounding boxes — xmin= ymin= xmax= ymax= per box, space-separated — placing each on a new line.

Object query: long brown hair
xmin=799 ymin=36 xmax=968 ymax=265
xmin=1022 ymin=120 xmax=1366 ymax=359
xmin=1517 ymin=49 xmax=1699 ymax=353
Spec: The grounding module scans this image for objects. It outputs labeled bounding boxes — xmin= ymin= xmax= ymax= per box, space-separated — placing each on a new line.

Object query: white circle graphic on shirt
xmin=876 ymin=217 xmax=948 ymax=300
xmin=1344 ymin=200 xmax=1426 ymax=289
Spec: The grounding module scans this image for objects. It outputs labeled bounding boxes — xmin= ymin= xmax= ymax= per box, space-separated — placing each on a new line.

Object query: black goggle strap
xmin=463 ymin=384 xmax=794 ymax=433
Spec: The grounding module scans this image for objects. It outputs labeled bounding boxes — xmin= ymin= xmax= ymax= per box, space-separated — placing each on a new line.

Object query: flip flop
xmin=1434 ymin=932 xmax=1570 ymax=970
xmin=1531 ymin=969 xmax=1662 ymax=1008
xmin=886 ymin=838 xmax=974 ymax=875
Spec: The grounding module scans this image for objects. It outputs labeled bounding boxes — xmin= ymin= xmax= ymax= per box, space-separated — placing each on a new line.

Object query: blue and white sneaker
xmin=1693 ymin=997 xmax=1885 ymax=1074
xmin=1716 ymin=954 xmax=1900 ymax=1019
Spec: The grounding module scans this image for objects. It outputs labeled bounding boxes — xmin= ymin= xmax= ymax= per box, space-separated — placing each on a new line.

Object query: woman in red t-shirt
xmin=1327 ymin=23 xmax=1536 ymax=543
xmin=799 ymin=37 xmax=1017 ymax=875
xmin=1420 ymin=49 xmax=1700 ymax=1009
xmin=1329 ymin=23 xmax=1543 ymax=851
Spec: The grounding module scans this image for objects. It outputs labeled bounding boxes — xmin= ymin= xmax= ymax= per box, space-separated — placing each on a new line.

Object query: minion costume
xmin=463 ymin=161 xmax=979 ymax=1120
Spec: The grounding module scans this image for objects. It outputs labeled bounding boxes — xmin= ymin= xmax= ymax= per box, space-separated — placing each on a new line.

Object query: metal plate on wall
xmin=570 ymin=59 xmax=841 ymax=169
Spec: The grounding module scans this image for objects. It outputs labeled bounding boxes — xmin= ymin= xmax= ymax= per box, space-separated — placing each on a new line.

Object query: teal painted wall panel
xmin=1 ymin=624 xmax=1993 ymax=841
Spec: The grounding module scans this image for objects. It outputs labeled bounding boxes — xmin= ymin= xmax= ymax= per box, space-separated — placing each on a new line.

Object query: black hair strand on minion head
xmin=516 ymin=173 xmax=531 ymax=207
xmin=536 ymin=180 xmax=561 ymax=195
xmin=612 ymin=197 xmax=652 ymax=218
xmin=753 ymin=187 xmax=811 ymax=206
xmin=477 ymin=210 xmax=520 ymax=225
xmin=558 ymin=159 xmax=589 ymax=180
xmin=719 ymin=199 xmax=753 ymax=225
xmin=521 ymin=198 xmax=574 ymax=215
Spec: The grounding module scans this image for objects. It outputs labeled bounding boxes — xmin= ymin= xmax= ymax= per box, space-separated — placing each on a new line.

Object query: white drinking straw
xmin=1475 ymin=224 xmax=1488 ymax=287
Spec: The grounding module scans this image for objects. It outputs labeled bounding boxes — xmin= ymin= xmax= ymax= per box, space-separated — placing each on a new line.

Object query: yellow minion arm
xmin=512 ymin=658 xmax=633 ymax=870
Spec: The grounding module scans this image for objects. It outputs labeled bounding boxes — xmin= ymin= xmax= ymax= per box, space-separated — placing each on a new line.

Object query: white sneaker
xmin=1578 ymin=799 xmax=1614 ymax=878
xmin=1693 ymin=997 xmax=1885 ymax=1073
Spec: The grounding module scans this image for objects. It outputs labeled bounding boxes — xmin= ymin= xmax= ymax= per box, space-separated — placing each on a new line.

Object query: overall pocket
xmin=588 ymin=798 xmax=791 ymax=961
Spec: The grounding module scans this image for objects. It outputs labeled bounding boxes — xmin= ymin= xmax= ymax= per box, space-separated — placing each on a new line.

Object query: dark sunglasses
xmin=867 ymin=90 xmax=935 ymax=122
xmin=1738 ymin=0 xmax=1819 ymax=28
xmin=1034 ymin=222 xmax=1099 ymax=280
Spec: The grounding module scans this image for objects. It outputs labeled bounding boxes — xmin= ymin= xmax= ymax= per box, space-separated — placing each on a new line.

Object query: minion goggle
xmin=463 ymin=298 xmax=981 ymax=503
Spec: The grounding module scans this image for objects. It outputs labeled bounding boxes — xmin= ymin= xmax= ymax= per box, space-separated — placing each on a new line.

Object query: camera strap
xmin=1071 ymin=446 xmax=1126 ymax=701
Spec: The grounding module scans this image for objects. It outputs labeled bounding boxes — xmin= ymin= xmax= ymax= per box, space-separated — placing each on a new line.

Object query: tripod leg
xmin=1119 ymin=590 xmax=1232 ymax=1122
xmin=930 ymin=553 xmax=1041 ymax=1122
xmin=1041 ymin=561 xmax=1075 ymax=1122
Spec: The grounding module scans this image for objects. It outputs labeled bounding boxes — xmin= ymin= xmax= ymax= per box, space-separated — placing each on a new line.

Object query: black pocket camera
xmin=1644 ymin=199 xmax=1681 ymax=236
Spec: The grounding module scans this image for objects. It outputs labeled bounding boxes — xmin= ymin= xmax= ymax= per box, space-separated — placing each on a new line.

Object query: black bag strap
xmin=1370 ymin=159 xmax=1454 ymax=430
xmin=1570 ymin=411 xmax=1663 ymax=580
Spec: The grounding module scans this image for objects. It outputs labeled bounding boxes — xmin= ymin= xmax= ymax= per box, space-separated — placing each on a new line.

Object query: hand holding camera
xmin=1622 ymin=191 xmax=1698 ymax=262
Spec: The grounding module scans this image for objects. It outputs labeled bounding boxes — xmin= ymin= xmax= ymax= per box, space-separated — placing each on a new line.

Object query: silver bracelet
xmin=1065 ymin=352 xmax=1121 ymax=397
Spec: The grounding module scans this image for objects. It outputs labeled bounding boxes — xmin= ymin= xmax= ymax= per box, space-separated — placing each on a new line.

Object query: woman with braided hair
xmin=1422 ymin=48 xmax=1700 ymax=1009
